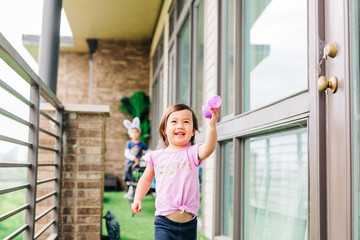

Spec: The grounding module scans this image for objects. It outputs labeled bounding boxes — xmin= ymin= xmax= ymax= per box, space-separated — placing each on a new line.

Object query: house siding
xmin=203 ymin=0 xmax=217 ymax=238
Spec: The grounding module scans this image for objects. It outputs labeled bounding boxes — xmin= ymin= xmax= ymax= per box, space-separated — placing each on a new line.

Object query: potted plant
xmin=118 ymin=91 xmax=151 ymax=143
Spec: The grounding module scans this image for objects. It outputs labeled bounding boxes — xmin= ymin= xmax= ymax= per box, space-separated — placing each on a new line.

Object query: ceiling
xmin=24 ymin=0 xmax=163 ymax=59
xmin=63 ymin=0 xmax=163 ymax=51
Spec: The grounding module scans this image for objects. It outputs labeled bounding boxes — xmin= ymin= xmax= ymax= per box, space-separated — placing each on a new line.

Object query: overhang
xmin=24 ymin=0 xmax=163 ymax=60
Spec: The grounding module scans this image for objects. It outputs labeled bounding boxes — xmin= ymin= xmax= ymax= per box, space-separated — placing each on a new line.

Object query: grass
xmin=1 ymin=190 xmax=209 ymax=239
xmin=102 ymin=191 xmax=209 ymax=240
xmin=0 ymin=190 xmax=25 ymax=240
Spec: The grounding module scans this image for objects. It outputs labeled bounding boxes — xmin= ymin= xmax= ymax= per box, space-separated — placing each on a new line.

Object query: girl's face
xmin=165 ymin=110 xmax=195 ymax=150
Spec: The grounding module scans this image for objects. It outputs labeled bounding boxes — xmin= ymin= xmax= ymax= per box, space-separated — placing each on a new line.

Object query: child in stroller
xmin=123 ymin=117 xmax=149 ymax=199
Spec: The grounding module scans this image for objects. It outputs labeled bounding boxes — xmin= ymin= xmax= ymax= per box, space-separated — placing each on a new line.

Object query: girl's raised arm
xmin=131 ymin=164 xmax=155 ymax=214
xmin=198 ymin=108 xmax=219 ymax=160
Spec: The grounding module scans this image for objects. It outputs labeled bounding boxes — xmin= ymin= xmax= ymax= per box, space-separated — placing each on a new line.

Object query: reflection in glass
xmin=152 ymin=31 xmax=164 ymax=74
xmin=178 ymin=18 xmax=191 ymax=105
xmin=194 ymin=0 xmax=204 ymax=128
xmin=168 ymin=47 xmax=175 ymax=105
xmin=169 ymin=7 xmax=175 ymax=37
xmin=221 ymin=0 xmax=234 ymax=116
xmin=243 ymin=0 xmax=307 ymax=111
xmin=177 ymin=0 xmax=188 ymax=18
xmin=151 ymin=70 xmax=163 ymax=149
xmin=243 ymin=128 xmax=308 ymax=240
xmin=222 ymin=140 xmax=234 ymax=237
xmin=351 ymin=0 xmax=360 ymax=237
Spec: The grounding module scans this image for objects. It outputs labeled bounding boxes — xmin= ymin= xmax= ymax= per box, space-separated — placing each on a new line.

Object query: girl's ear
xmin=123 ymin=120 xmax=132 ymax=129
xmin=132 ymin=117 xmax=140 ymax=128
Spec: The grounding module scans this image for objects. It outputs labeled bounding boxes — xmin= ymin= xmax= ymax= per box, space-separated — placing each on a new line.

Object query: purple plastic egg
xmin=202 ymin=104 xmax=212 ymax=118
xmin=208 ymin=95 xmax=222 ymax=108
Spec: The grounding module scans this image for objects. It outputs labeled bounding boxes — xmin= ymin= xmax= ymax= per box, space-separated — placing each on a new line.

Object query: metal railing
xmin=0 ymin=33 xmax=63 ymax=239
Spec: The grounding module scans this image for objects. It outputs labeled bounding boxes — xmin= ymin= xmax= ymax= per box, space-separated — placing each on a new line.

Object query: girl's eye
xmin=184 ymin=121 xmax=189 ymax=124
xmin=171 ymin=120 xmax=176 ymax=123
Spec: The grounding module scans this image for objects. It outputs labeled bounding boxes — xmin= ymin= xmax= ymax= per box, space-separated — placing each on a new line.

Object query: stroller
xmin=125 ymin=159 xmax=147 ymax=207
xmin=125 ymin=159 xmax=156 ymax=216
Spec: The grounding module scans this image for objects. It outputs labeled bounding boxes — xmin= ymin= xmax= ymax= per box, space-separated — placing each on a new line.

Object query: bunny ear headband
xmin=123 ymin=117 xmax=141 ymax=134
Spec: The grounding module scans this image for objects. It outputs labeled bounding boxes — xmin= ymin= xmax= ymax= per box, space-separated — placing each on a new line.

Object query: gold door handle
xmin=317 ymin=76 xmax=338 ymax=93
xmin=324 ymin=42 xmax=338 ymax=58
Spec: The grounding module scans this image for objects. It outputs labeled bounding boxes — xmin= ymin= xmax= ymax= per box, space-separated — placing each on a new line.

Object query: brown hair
xmin=158 ymin=104 xmax=199 ymax=147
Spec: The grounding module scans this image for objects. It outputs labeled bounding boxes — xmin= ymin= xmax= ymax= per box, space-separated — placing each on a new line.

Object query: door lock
xmin=316 ymin=42 xmax=338 ymax=93
xmin=324 ymin=42 xmax=338 ymax=59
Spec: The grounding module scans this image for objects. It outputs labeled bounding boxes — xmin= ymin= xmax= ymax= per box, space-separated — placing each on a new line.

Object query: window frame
xmin=151 ymin=31 xmax=165 ymax=149
xmin=217 ymin=0 xmax=238 ymax=121
xmin=168 ymin=0 xmax=206 ymax=118
xmin=168 ymin=0 xmax=193 ymax=105
xmin=166 ymin=0 xmax=207 ymax=227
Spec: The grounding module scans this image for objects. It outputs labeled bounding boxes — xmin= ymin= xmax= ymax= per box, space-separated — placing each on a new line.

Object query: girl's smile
xmin=165 ymin=110 xmax=195 ymax=150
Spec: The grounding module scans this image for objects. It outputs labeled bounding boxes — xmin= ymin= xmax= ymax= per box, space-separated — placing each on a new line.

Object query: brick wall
xmin=60 ymin=107 xmax=108 ymax=239
xmin=58 ymin=40 xmax=150 ymax=189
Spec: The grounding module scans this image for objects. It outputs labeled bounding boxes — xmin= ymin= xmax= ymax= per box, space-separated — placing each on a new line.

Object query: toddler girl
xmin=131 ymin=103 xmax=219 ymax=240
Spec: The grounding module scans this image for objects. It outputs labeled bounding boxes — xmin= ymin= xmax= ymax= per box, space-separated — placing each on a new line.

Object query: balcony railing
xmin=0 ymin=33 xmax=63 ymax=240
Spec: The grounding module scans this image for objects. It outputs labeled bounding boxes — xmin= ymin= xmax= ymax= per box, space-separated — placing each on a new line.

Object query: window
xmin=177 ymin=0 xmax=189 ymax=18
xmin=221 ymin=140 xmax=234 ymax=237
xmin=152 ymin=31 xmax=164 ymax=149
xmin=193 ymin=0 xmax=205 ymax=221
xmin=220 ymin=0 xmax=235 ymax=116
xmin=243 ymin=128 xmax=308 ymax=239
xmin=168 ymin=0 xmax=192 ymax=107
xmin=351 ymin=0 xmax=360 ymax=236
xmin=214 ymin=0 xmax=311 ymax=238
xmin=169 ymin=6 xmax=175 ymax=37
xmin=192 ymin=0 xmax=205 ymax=128
xmin=168 ymin=44 xmax=176 ymax=106
xmin=166 ymin=0 xmax=206 ymax=224
xmin=151 ymin=72 xmax=163 ymax=149
xmin=153 ymin=33 xmax=164 ymax=76
xmin=177 ymin=17 xmax=191 ymax=105
xmin=243 ymin=0 xmax=307 ymax=111
xmin=167 ymin=0 xmax=205 ymax=112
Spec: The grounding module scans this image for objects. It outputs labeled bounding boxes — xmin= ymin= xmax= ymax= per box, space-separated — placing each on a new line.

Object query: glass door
xmin=214 ymin=0 xmax=324 ymax=239
xmin=352 ymin=0 xmax=360 ymax=239
xmin=243 ymin=129 xmax=308 ymax=240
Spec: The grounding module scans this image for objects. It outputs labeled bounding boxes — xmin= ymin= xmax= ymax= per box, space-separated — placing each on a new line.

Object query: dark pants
xmin=123 ymin=161 xmax=134 ymax=188
xmin=154 ymin=215 xmax=197 ymax=240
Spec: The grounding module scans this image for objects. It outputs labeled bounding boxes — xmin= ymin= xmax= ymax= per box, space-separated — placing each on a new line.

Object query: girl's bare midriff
xmin=166 ymin=210 xmax=193 ymax=222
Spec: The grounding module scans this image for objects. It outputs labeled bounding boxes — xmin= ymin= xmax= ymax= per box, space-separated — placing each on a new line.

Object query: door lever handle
xmin=317 ymin=76 xmax=338 ymax=93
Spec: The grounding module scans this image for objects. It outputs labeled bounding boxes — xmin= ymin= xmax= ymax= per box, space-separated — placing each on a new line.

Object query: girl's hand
xmin=131 ymin=200 xmax=142 ymax=214
xmin=208 ymin=108 xmax=219 ymax=127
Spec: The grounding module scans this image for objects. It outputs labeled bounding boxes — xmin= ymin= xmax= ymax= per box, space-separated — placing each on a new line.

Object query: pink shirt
xmin=144 ymin=144 xmax=204 ymax=216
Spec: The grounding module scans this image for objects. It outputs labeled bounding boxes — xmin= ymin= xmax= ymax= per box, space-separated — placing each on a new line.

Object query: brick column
xmin=60 ymin=104 xmax=110 ymax=239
